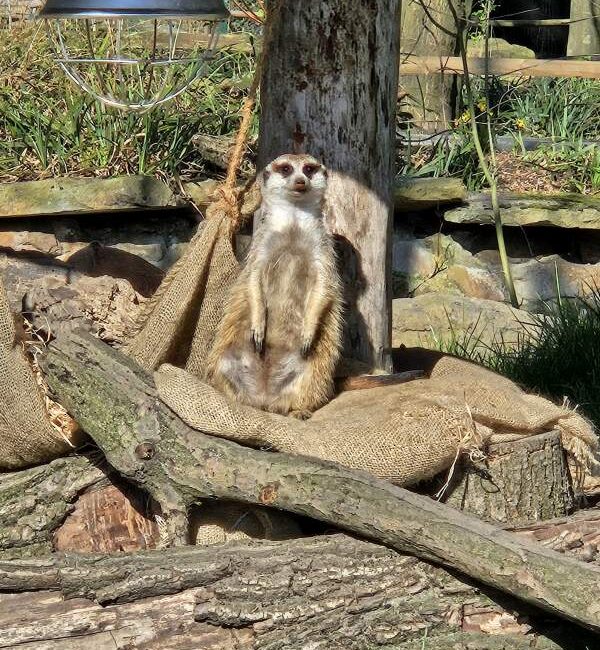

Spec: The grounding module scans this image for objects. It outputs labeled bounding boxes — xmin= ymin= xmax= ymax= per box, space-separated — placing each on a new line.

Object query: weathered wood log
xmin=257 ymin=0 xmax=400 ymax=371
xmin=53 ymin=482 xmax=160 ymax=553
xmin=442 ymin=431 xmax=575 ymax=525
xmin=511 ymin=507 xmax=600 ymax=563
xmin=0 ymin=535 xmax=595 ymax=649
xmin=0 ymin=455 xmax=105 ymax=558
xmin=42 ymin=330 xmax=600 ymax=631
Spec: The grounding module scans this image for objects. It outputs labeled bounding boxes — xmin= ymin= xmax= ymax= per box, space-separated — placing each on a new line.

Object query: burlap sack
xmin=0 ymin=277 xmax=74 ymax=469
xmin=155 ymin=356 xmax=599 ymax=487
xmin=126 ymin=207 xmax=241 ymax=375
xmin=191 ymin=502 xmax=302 ymax=546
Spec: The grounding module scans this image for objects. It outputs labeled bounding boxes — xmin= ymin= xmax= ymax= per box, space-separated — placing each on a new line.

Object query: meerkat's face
xmin=262 ymin=154 xmax=328 ymax=204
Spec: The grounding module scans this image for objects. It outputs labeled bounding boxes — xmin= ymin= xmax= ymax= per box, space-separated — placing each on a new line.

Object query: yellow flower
xmin=455 ymin=109 xmax=471 ymax=125
xmin=476 ymin=98 xmax=487 ymax=112
xmin=515 ymin=118 xmax=526 ymax=130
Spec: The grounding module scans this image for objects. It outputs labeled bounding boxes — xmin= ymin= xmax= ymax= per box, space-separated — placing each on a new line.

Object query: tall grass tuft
xmin=0 ymin=23 xmax=257 ymax=182
xmin=437 ymin=289 xmax=600 ymax=432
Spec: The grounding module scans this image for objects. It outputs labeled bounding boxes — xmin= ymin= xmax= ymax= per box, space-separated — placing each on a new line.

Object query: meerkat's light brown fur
xmin=206 ymin=154 xmax=343 ymax=418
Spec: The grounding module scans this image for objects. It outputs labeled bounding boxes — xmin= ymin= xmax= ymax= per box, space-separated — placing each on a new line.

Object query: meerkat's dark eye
xmin=276 ymin=163 xmax=293 ymax=177
xmin=303 ymin=164 xmax=318 ymax=178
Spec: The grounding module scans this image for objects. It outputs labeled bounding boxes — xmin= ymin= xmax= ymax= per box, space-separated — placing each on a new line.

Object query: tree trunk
xmin=40 ymin=330 xmax=600 ymax=631
xmin=442 ymin=431 xmax=575 ymax=525
xmin=257 ymin=0 xmax=400 ymax=371
xmin=567 ymin=0 xmax=600 ymax=57
xmin=400 ymin=0 xmax=459 ymax=133
xmin=0 ymin=534 xmax=597 ymax=649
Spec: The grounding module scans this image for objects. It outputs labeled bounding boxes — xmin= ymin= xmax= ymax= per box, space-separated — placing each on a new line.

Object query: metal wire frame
xmin=46 ymin=17 xmax=221 ymax=112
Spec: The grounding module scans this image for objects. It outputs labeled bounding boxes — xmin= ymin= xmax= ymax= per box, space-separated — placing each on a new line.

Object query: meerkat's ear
xmin=262 ymin=168 xmax=271 ymax=183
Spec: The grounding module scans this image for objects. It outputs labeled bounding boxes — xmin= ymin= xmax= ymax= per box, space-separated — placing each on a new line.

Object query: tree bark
xmin=442 ymin=431 xmax=575 ymax=525
xmin=567 ymin=0 xmax=600 ymax=57
xmin=0 ymin=534 xmax=596 ymax=649
xmin=400 ymin=0 xmax=459 ymax=133
xmin=257 ymin=0 xmax=400 ymax=371
xmin=41 ymin=330 xmax=600 ymax=632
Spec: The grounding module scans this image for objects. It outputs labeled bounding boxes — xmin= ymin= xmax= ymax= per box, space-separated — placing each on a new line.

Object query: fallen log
xmin=0 ymin=535 xmax=594 ymax=649
xmin=43 ymin=330 xmax=600 ymax=632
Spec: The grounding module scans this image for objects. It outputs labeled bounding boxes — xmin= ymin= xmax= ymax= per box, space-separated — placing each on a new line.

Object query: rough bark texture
xmin=443 ymin=431 xmax=575 ymax=525
xmin=568 ymin=0 xmax=600 ymax=56
xmin=0 ymin=455 xmax=106 ymax=558
xmin=399 ymin=0 xmax=459 ymax=133
xmin=0 ymin=534 xmax=597 ymax=649
xmin=42 ymin=330 xmax=600 ymax=631
xmin=511 ymin=507 xmax=600 ymax=563
xmin=257 ymin=0 xmax=400 ymax=371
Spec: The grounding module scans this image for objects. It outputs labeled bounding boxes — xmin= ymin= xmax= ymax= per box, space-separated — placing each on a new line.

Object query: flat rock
xmin=392 ymin=232 xmax=505 ymax=300
xmin=0 ymin=176 xmax=185 ymax=219
xmin=445 ymin=193 xmax=600 ymax=229
xmin=467 ymin=37 xmax=536 ymax=59
xmin=392 ymin=293 xmax=532 ymax=350
xmin=0 ymin=212 xmax=196 ymax=269
xmin=394 ymin=177 xmax=467 ymax=211
xmin=478 ymin=250 xmax=600 ymax=310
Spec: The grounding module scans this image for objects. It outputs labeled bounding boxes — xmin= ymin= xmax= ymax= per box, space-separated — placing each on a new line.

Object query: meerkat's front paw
xmin=251 ymin=326 xmax=265 ymax=354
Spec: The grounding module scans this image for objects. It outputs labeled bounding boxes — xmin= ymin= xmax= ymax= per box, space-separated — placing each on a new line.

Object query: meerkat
xmin=206 ymin=153 xmax=343 ymax=419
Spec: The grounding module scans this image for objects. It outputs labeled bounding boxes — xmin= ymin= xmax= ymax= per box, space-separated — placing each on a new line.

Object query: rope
xmin=205 ymin=56 xmax=262 ymax=234
xmin=205 ymin=0 xmax=282 ymax=235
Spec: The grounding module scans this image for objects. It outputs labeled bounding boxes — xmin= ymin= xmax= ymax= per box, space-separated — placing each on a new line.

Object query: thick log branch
xmin=43 ymin=330 xmax=600 ymax=631
xmin=0 ymin=535 xmax=594 ymax=649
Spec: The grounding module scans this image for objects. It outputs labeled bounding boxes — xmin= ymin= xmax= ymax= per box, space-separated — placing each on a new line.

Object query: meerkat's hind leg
xmin=289 ymin=409 xmax=313 ymax=420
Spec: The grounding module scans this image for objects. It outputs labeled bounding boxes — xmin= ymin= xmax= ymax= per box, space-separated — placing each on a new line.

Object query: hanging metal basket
xmin=39 ymin=0 xmax=230 ymax=112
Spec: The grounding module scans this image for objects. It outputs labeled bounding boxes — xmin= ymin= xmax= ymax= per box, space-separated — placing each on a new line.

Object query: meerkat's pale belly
xmin=261 ymin=229 xmax=318 ymax=350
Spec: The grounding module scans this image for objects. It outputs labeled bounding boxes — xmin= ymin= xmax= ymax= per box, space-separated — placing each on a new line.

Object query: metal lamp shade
xmin=38 ymin=0 xmax=229 ymax=19
xmin=39 ymin=0 xmax=230 ymax=111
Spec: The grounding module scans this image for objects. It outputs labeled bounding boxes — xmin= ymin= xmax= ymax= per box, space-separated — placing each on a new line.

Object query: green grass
xmin=0 ymin=23 xmax=258 ymax=182
xmin=436 ymin=289 xmax=600 ymax=432
xmin=399 ymin=76 xmax=600 ymax=194
xmin=497 ymin=77 xmax=600 ymax=142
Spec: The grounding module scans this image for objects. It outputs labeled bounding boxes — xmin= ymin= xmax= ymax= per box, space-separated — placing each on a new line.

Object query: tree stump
xmin=442 ymin=431 xmax=575 ymax=525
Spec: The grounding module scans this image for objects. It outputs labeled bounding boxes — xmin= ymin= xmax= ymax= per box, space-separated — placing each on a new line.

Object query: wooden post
xmin=257 ymin=0 xmax=401 ymax=371
xmin=568 ymin=0 xmax=600 ymax=57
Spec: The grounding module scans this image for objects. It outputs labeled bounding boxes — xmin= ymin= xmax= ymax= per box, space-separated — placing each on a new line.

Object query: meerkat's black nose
xmin=293 ymin=177 xmax=308 ymax=191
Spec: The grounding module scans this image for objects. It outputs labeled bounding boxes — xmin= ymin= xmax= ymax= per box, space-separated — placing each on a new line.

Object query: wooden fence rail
xmin=400 ymin=56 xmax=600 ymax=79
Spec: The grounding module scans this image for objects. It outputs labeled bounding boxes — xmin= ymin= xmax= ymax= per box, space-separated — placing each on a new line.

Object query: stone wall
xmin=392 ymin=184 xmax=600 ymax=350
xmin=1 ymin=174 xmax=599 ymax=357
